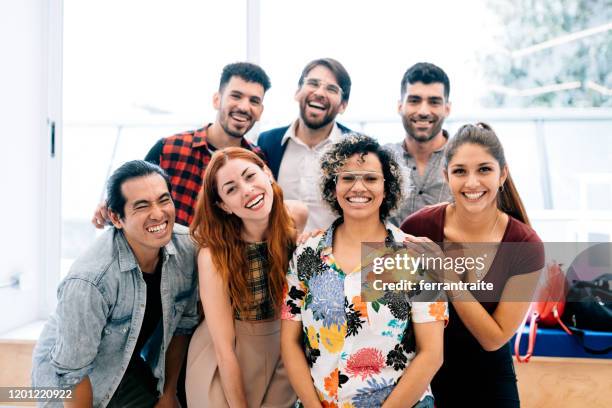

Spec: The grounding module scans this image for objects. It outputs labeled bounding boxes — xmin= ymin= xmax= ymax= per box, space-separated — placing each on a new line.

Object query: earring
xmin=499 ymin=184 xmax=504 ymax=192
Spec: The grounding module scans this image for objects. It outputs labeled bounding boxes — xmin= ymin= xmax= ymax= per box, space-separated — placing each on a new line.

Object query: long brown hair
xmin=444 ymin=122 xmax=531 ymax=225
xmin=190 ymin=147 xmax=295 ymax=316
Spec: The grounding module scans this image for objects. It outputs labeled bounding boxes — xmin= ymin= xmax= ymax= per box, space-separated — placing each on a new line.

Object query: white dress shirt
xmin=277 ymin=120 xmax=343 ymax=231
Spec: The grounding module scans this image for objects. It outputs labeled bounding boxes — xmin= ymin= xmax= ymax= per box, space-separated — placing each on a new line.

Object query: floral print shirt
xmin=282 ymin=219 xmax=448 ymax=408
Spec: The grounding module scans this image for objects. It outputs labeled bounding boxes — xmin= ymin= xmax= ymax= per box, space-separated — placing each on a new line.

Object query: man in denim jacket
xmin=32 ymin=160 xmax=199 ymax=407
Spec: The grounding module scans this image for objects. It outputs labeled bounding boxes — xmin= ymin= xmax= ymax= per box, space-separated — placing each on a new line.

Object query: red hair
xmin=190 ymin=147 xmax=295 ymax=317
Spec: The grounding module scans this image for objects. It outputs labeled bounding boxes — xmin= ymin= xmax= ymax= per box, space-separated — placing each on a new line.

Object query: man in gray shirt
xmin=387 ymin=62 xmax=453 ymax=226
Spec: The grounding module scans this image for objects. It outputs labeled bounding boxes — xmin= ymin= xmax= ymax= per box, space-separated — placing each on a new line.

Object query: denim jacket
xmin=32 ymin=224 xmax=198 ymax=407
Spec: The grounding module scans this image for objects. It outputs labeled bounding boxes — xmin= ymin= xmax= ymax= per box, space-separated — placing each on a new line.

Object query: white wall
xmin=0 ymin=0 xmax=60 ymax=332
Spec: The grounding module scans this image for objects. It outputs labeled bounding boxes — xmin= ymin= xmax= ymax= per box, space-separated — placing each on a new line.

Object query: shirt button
xmin=412 ymin=166 xmax=416 ymax=170
xmin=140 ymin=304 xmax=145 ymax=308
xmin=418 ymin=190 xmax=423 ymax=195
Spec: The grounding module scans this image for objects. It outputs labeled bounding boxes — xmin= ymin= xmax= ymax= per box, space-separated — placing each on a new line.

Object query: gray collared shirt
xmin=32 ymin=224 xmax=198 ymax=407
xmin=385 ymin=131 xmax=453 ymax=226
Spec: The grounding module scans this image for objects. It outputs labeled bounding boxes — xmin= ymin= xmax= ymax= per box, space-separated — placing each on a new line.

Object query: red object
xmin=158 ymin=125 xmax=265 ymax=226
xmin=515 ymin=262 xmax=572 ymax=363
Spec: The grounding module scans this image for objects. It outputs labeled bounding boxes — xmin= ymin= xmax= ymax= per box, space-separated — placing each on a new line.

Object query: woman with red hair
xmin=186 ymin=147 xmax=306 ymax=407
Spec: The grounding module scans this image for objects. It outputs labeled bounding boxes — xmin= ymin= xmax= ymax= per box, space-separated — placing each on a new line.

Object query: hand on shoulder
xmin=296 ymin=229 xmax=324 ymax=245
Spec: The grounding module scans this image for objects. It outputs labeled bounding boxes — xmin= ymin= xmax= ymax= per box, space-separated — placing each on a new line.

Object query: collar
xmin=114 ymin=228 xmax=177 ymax=273
xmin=192 ymin=123 xmax=213 ymax=148
xmin=281 ymin=119 xmax=343 ymax=147
xmin=402 ymin=129 xmax=449 ymax=156
xmin=318 ymin=217 xmax=404 ymax=255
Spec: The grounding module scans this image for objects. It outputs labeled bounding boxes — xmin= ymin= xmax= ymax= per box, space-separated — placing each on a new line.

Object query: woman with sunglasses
xmin=281 ymin=134 xmax=448 ymax=408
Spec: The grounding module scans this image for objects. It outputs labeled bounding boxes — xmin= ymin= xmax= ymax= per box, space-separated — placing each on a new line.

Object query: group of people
xmin=32 ymin=59 xmax=544 ymax=408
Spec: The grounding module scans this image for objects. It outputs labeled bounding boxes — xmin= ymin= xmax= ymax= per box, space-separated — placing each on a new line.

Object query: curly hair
xmin=320 ymin=133 xmax=403 ymax=221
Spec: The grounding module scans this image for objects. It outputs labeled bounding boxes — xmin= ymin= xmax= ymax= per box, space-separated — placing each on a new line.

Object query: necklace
xmin=449 ymin=205 xmax=501 ymax=281
xmin=477 ymin=210 xmax=500 ymax=280
xmin=450 ymin=204 xmax=501 ymax=241
xmin=487 ymin=211 xmax=501 ymax=242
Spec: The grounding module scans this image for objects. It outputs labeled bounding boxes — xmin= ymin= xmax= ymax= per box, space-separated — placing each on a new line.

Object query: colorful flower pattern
xmin=346 ymin=347 xmax=385 ymax=379
xmin=283 ymin=220 xmax=448 ymax=407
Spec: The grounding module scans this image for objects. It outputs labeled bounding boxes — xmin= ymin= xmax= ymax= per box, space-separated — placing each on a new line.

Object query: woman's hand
xmin=296 ymin=229 xmax=324 ymax=245
xmin=403 ymin=234 xmax=461 ymax=284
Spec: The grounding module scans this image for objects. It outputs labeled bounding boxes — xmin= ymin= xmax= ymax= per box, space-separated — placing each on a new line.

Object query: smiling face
xmin=446 ymin=143 xmax=508 ymax=214
xmin=215 ymin=158 xmax=274 ymax=222
xmin=335 ymin=152 xmax=386 ymax=222
xmin=214 ymin=76 xmax=265 ymax=139
xmin=295 ymin=65 xmax=347 ymax=130
xmin=110 ymin=173 xmax=175 ymax=261
xmin=398 ymin=81 xmax=450 ymax=143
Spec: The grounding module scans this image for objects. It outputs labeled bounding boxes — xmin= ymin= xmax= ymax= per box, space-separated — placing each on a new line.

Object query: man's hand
xmin=154 ymin=393 xmax=181 ymax=408
xmin=91 ymin=201 xmax=110 ymax=229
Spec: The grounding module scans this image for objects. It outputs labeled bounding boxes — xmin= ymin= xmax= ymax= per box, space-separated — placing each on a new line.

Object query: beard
xmin=219 ymin=109 xmax=254 ymax=139
xmin=299 ymin=108 xmax=336 ymax=130
xmin=401 ymin=114 xmax=444 ymax=143
xmin=298 ymin=97 xmax=340 ymax=130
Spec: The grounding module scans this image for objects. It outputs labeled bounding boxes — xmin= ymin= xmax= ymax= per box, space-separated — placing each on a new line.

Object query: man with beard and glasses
xmin=386 ymin=62 xmax=454 ymax=226
xmin=257 ymin=58 xmax=352 ymax=230
xmin=92 ymin=62 xmax=271 ymax=228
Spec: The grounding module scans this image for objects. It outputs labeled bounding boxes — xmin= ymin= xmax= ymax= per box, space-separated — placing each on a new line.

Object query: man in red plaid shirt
xmin=93 ymin=62 xmax=271 ymax=227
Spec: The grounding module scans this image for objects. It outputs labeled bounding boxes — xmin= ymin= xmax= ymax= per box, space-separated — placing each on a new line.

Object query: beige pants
xmin=186 ymin=319 xmax=296 ymax=408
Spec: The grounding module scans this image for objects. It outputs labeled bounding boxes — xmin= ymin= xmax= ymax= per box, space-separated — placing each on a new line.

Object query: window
xmin=62 ymin=0 xmax=247 ymax=274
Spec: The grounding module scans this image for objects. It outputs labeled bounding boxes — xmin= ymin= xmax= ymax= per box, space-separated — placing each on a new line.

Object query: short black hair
xmin=106 ymin=160 xmax=172 ymax=219
xmin=320 ymin=133 xmax=403 ymax=221
xmin=400 ymin=62 xmax=450 ymax=100
xmin=219 ymin=62 xmax=271 ymax=93
xmin=298 ymin=58 xmax=352 ymax=103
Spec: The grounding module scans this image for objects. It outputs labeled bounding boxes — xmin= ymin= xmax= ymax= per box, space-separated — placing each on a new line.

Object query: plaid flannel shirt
xmin=157 ymin=124 xmax=264 ymax=226
xmin=236 ymin=242 xmax=275 ymax=321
